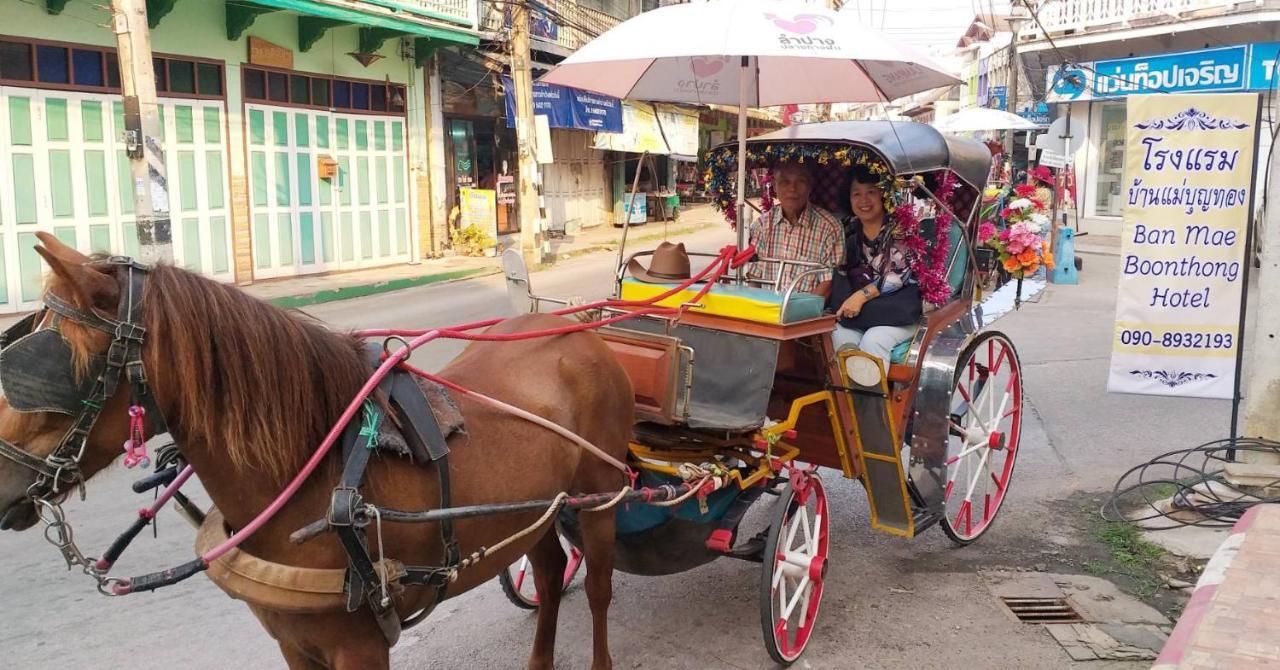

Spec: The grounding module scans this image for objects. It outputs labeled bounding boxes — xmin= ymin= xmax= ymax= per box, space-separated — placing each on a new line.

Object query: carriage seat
xmin=618 ymin=278 xmax=826 ymax=325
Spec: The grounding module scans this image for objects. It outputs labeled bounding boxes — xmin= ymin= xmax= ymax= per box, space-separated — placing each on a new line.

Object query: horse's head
xmin=0 ymin=233 xmax=137 ymax=531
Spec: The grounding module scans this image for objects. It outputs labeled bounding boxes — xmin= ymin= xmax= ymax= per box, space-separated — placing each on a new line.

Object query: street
xmin=0 ymin=233 xmax=1232 ymax=669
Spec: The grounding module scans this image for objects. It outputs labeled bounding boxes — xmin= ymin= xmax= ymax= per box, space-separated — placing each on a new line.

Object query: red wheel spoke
xmin=993 ymin=344 xmax=1008 ymax=373
xmin=957 ymin=383 xmax=972 ymax=403
xmin=944 ymin=480 xmax=954 ymax=501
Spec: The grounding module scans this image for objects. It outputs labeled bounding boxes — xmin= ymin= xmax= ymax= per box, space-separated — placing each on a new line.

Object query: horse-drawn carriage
xmin=0 ymin=121 xmax=1027 ymax=669
xmin=498 ymin=121 xmax=1025 ymax=663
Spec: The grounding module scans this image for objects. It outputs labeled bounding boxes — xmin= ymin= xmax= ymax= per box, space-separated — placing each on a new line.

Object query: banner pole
xmin=1227 ymin=97 xmax=1265 ymax=460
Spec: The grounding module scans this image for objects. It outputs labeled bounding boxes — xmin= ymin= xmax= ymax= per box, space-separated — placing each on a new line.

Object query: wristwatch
xmin=860 ymin=286 xmax=874 ymax=299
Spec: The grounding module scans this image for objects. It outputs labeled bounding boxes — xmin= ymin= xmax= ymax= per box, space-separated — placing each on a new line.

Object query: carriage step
xmin=1000 ymin=597 xmax=1084 ymax=624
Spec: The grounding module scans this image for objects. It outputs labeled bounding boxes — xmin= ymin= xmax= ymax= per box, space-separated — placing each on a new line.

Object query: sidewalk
xmin=1153 ymin=504 xmax=1280 ymax=669
xmin=251 ymin=203 xmax=727 ymax=308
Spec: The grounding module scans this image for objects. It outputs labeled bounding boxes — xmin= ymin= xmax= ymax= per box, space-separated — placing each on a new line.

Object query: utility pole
xmin=1241 ymin=142 xmax=1280 ymax=466
xmin=1004 ymin=9 xmax=1024 ymax=160
xmin=509 ymin=1 xmax=542 ymax=268
xmin=110 ymin=0 xmax=173 ymax=264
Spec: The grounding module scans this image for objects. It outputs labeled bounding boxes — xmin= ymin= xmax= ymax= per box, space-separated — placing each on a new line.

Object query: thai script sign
xmin=503 ymin=76 xmax=623 ymax=133
xmin=1047 ymin=43 xmax=1279 ymax=102
xmin=1108 ymin=93 xmax=1260 ymax=399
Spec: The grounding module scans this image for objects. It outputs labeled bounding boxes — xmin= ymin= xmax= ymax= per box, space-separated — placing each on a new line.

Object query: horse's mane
xmin=135 ymin=265 xmax=369 ymax=482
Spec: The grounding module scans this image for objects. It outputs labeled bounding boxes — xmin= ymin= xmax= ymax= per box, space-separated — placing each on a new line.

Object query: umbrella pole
xmin=614 ymin=150 xmax=648 ymax=297
xmin=735 ymin=56 xmax=749 ymax=285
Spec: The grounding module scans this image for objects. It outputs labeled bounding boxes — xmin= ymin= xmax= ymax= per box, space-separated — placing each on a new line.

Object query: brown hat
xmin=626 ymin=241 xmax=691 ymax=283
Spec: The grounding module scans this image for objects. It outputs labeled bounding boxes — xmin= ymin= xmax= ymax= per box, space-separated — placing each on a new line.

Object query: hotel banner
xmin=1107 ymin=93 xmax=1260 ymax=399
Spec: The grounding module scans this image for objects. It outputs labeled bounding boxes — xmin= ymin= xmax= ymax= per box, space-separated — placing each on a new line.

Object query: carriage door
xmin=0 ymin=87 xmax=233 ymax=311
xmin=247 ymin=104 xmax=411 ymax=279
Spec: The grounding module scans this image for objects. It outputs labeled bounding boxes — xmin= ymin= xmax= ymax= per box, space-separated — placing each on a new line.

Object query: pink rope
xmin=194 ymin=245 xmax=756 ymax=565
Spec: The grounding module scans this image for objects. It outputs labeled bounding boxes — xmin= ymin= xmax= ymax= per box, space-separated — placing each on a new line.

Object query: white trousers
xmin=832 ymin=323 xmax=918 ymax=372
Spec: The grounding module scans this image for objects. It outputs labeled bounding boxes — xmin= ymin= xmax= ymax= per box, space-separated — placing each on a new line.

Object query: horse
xmin=0 ymin=232 xmax=634 ymax=670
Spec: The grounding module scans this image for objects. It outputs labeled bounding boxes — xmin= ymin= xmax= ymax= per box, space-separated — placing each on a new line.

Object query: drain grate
xmin=1000 ymin=597 xmax=1084 ymax=623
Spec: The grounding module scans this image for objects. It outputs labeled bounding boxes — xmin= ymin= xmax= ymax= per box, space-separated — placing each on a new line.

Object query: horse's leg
xmin=277 ymin=642 xmax=326 ymax=670
xmin=331 ymin=647 xmax=389 ymax=670
xmin=579 ymin=508 xmax=617 ymax=670
xmin=526 ymin=527 xmax=569 ymax=670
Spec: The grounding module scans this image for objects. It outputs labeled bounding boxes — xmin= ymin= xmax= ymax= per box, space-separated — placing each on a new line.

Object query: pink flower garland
xmin=892 ymin=172 xmax=958 ymax=305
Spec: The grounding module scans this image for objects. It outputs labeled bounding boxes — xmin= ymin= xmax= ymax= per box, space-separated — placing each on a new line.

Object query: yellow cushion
xmin=619 ymin=278 xmax=825 ymax=324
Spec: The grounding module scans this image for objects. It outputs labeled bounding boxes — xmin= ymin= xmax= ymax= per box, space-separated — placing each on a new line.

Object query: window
xmin=36 ymin=44 xmax=68 ymax=84
xmin=152 ymin=57 xmax=167 ymax=91
xmin=197 ymin=63 xmax=222 ymax=96
xmin=0 ymin=37 xmax=223 ymax=97
xmin=105 ymin=52 xmax=120 ymax=88
xmin=0 ymin=40 xmax=32 ymax=81
xmin=167 ymin=58 xmax=195 ymax=94
xmin=311 ymin=78 xmax=330 ymax=107
xmin=241 ymin=66 xmax=408 ymax=115
xmin=290 ymin=74 xmax=310 ymax=104
xmin=1094 ymin=104 xmax=1126 ymax=217
xmin=244 ymin=68 xmax=266 ymax=100
xmin=267 ymin=71 xmax=288 ymax=102
xmin=71 ymin=49 xmax=103 ymax=87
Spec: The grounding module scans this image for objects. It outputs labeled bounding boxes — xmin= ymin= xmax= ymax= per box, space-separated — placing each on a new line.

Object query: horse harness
xmin=0 ymin=255 xmax=466 ymax=644
xmin=327 ymin=347 xmax=462 ymax=645
xmin=0 ymin=257 xmax=164 ymax=504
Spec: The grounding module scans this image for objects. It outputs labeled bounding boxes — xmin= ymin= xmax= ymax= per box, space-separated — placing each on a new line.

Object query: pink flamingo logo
xmin=689 ymin=56 xmax=730 ymax=77
xmin=765 ymin=13 xmax=833 ymax=35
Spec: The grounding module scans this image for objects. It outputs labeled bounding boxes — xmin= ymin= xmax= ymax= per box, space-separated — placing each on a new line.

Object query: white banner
xmin=1107 ymin=93 xmax=1260 ymax=399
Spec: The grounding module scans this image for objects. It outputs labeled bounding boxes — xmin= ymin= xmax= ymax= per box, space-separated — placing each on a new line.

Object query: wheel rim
xmin=502 ymin=535 xmax=581 ymax=607
xmin=767 ymin=476 xmax=829 ymax=662
xmin=944 ymin=335 xmax=1021 ymax=542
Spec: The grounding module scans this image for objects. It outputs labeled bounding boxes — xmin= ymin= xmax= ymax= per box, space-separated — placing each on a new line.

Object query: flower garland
xmin=978 ymin=183 xmax=1055 ymax=277
xmin=888 ymin=173 xmax=958 ymax=305
xmin=703 ymin=143 xmax=893 ymax=227
xmin=702 ymin=143 xmax=962 ymax=305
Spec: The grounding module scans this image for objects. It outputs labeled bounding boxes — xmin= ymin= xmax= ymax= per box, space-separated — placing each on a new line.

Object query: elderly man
xmin=746 ymin=161 xmax=844 ymax=296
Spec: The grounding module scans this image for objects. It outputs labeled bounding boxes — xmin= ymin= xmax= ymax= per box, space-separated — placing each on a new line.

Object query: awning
xmin=239 ymin=0 xmax=480 ymax=45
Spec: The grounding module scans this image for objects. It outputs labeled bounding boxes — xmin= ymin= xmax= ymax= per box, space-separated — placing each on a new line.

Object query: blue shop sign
xmin=1046 ymin=43 xmax=1280 ymax=102
xmin=503 ymin=76 xmax=623 ymax=133
xmin=984 ymin=85 xmax=1007 ymax=110
xmin=1250 ymin=42 xmax=1280 ymax=91
xmin=1018 ymin=102 xmax=1051 ymax=125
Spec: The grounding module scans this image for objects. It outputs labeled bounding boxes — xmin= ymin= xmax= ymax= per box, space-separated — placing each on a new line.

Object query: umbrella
xmin=540 ymin=0 xmax=959 ymax=260
xmin=935 ymin=107 xmax=1044 ymax=133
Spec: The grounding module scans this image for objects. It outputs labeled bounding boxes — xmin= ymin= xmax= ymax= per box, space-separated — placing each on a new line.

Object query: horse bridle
xmin=0 ymin=256 xmax=170 ymax=586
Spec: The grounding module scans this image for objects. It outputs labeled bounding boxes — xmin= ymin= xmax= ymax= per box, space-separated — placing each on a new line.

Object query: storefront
xmin=1045 ymin=42 xmax=1279 ymax=232
xmin=502 ymin=74 xmax=622 ymax=234
xmin=0 ymin=0 xmax=478 ymax=312
xmin=441 ymin=50 xmax=516 ymax=236
xmin=594 ymin=102 xmax=699 ymax=225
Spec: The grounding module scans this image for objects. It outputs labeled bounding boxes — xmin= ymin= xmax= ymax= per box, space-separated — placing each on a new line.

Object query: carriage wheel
xmin=497 ymin=534 xmax=583 ymax=610
xmin=759 ymin=471 xmax=829 ymax=665
xmin=941 ymin=332 xmax=1023 ymax=546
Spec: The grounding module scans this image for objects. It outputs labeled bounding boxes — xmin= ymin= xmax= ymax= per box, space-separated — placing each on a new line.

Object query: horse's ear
xmin=33 ymin=232 xmax=118 ymax=310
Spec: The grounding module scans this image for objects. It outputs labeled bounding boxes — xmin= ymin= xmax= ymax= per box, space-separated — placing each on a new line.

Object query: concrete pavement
xmin=0 ymin=233 xmax=1239 ymax=669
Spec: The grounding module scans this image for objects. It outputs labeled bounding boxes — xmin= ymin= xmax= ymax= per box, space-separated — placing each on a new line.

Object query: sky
xmin=840 ymin=0 xmax=1013 ymax=56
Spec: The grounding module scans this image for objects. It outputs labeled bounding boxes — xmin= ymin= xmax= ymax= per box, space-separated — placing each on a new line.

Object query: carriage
xmin=497 ymin=121 xmax=1027 ymax=664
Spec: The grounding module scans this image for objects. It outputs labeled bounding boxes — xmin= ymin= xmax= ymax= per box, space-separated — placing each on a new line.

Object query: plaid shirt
xmin=747 ymin=204 xmax=845 ymax=293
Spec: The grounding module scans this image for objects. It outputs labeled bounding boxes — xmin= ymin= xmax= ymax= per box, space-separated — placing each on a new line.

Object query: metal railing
xmin=480 ymin=0 xmax=626 ymax=51
xmin=1027 ymin=0 xmax=1245 ymax=35
xmin=359 ymin=0 xmax=481 ymax=30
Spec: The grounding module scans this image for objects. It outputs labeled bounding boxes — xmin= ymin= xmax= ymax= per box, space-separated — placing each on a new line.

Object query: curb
xmin=267 ymin=267 xmax=499 ymax=309
xmin=1151 ymin=505 xmax=1261 ymax=669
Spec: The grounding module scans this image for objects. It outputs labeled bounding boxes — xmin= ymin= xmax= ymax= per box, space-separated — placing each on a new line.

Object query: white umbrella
xmin=540 ymin=0 xmax=959 ymax=256
xmin=935 ymin=107 xmax=1044 ymax=133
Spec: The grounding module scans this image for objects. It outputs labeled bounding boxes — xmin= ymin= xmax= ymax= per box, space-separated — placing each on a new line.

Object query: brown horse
xmin=0 ymin=233 xmax=634 ymax=669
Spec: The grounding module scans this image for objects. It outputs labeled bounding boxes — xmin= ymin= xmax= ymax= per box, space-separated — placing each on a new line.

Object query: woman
xmin=830 ymin=167 xmax=923 ymax=375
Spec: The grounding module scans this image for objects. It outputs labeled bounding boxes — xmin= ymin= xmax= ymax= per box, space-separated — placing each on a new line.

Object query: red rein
xmin=120 ymin=245 xmax=754 ymax=590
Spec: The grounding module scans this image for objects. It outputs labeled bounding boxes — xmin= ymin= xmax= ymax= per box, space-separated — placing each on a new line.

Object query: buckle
xmin=113 ymin=321 xmax=147 ymax=343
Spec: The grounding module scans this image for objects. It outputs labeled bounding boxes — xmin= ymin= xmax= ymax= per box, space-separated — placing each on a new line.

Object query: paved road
xmin=0 ymin=237 xmax=1229 ymax=669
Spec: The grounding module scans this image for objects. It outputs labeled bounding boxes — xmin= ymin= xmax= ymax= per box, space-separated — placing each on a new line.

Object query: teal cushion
xmin=890 ymin=338 xmax=912 ymax=365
